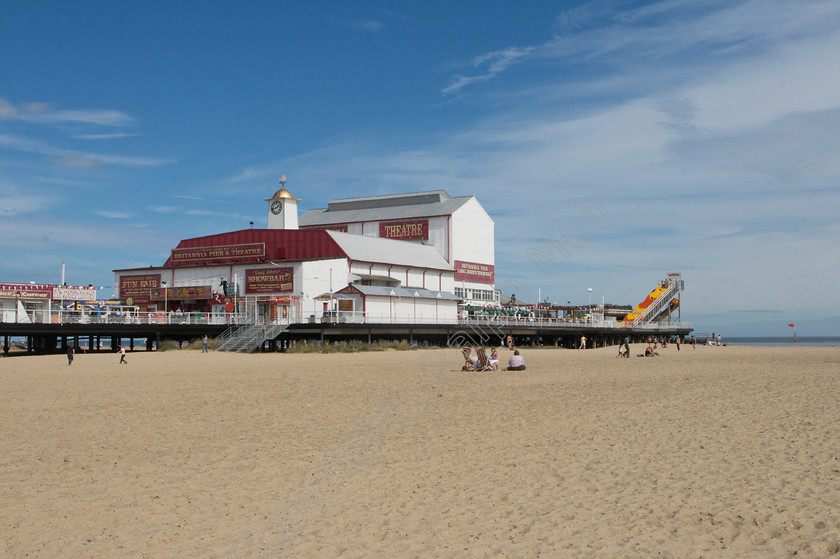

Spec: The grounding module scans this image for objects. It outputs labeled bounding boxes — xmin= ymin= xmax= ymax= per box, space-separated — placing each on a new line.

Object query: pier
xmin=1 ymin=311 xmax=691 ymax=355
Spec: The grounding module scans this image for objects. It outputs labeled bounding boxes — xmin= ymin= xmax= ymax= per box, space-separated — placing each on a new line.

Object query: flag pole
xmin=788 ymin=323 xmax=796 ymax=344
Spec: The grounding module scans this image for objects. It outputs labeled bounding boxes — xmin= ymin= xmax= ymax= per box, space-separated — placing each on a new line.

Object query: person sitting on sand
xmin=462 ymin=347 xmax=478 ymax=371
xmin=644 ymin=346 xmax=659 ymax=357
xmin=506 ymin=350 xmax=526 ymax=371
xmin=489 ymin=348 xmax=500 ymax=371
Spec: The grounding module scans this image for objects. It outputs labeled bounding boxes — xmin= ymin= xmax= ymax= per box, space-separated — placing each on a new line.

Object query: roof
xmin=161 ymin=229 xmax=345 ymax=266
xmin=326 ymin=230 xmax=453 ymax=271
xmin=299 ymin=189 xmax=475 ymax=226
xmin=339 ymin=284 xmax=460 ymax=301
xmin=152 ymin=227 xmax=454 ymax=271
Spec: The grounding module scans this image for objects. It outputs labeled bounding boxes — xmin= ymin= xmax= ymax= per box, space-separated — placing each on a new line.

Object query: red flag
xmin=788 ymin=323 xmax=796 ymax=327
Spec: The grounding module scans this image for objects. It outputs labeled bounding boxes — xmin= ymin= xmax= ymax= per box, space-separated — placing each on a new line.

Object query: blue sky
xmin=1 ymin=0 xmax=838 ymax=337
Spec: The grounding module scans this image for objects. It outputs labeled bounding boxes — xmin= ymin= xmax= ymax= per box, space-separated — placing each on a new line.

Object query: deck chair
xmin=475 ymin=347 xmax=493 ymax=371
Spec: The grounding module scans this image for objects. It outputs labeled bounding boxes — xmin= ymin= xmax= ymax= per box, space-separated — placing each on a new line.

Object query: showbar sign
xmin=119 ymin=274 xmax=160 ymax=304
xmin=379 ymin=219 xmax=429 ymax=241
xmin=171 ymin=243 xmax=266 ymax=263
xmin=454 ymin=260 xmax=495 ymax=284
xmin=245 ymin=267 xmax=294 ymax=293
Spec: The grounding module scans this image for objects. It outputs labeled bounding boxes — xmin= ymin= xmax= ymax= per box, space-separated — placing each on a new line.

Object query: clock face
xmin=270 ymin=200 xmax=282 ymax=215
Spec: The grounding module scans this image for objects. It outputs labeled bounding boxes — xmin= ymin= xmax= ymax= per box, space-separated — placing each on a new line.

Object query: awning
xmin=313 ymin=293 xmax=356 ymax=301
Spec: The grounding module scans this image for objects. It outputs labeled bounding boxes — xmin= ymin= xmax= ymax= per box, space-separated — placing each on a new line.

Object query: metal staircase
xmin=217 ymin=323 xmax=288 ymax=353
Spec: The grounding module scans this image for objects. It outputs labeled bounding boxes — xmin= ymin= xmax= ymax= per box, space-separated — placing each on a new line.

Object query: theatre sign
xmin=379 ymin=220 xmax=429 ymax=241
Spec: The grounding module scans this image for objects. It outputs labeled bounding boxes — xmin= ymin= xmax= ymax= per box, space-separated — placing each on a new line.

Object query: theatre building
xmin=299 ymin=190 xmax=495 ymax=306
xmin=113 ymin=183 xmax=469 ymax=325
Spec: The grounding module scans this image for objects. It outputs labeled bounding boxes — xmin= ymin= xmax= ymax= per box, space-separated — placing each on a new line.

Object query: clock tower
xmin=265 ymin=176 xmax=301 ymax=230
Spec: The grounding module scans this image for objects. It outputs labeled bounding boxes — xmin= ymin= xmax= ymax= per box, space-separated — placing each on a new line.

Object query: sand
xmin=1 ymin=343 xmax=839 ymax=558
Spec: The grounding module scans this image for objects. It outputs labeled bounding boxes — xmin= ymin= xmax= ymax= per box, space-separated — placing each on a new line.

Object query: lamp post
xmin=587 ymin=288 xmax=593 ymax=324
xmin=162 ymin=281 xmax=168 ymax=317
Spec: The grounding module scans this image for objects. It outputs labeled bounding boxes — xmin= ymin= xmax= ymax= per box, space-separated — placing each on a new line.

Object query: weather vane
xmin=279 ymin=175 xmax=287 ymax=187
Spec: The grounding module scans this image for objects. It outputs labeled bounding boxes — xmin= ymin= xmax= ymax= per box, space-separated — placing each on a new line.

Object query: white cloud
xmin=442 ymin=47 xmax=534 ymax=95
xmin=346 ymin=20 xmax=382 ymax=31
xmin=74 ymin=132 xmax=140 ymax=140
xmin=0 ymin=133 xmax=175 ymax=167
xmin=19 ymin=108 xmax=136 ymax=127
xmin=49 ymin=154 xmax=101 ymax=168
xmin=93 ymin=210 xmax=132 ymax=219
xmin=0 ymin=98 xmax=136 ymax=126
xmin=0 ymin=98 xmax=18 ymax=120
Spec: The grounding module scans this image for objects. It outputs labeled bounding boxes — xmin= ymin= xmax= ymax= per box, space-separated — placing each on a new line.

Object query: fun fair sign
xmin=118 ymin=274 xmax=161 ymax=304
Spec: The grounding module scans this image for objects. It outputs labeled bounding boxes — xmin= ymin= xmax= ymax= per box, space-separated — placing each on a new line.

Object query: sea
xmin=723 ymin=336 xmax=840 ymax=347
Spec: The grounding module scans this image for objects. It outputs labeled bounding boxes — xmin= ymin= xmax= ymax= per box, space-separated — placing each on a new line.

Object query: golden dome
xmin=264 ymin=187 xmax=300 ymax=202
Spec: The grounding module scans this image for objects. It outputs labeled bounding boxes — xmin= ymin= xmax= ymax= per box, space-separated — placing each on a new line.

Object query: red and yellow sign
xmin=171 ymin=243 xmax=266 ymax=263
xmin=0 ymin=283 xmax=52 ymax=299
xmin=150 ymin=286 xmax=212 ymax=301
xmin=119 ymin=274 xmax=161 ymax=304
xmin=454 ymin=260 xmax=495 ymax=284
xmin=379 ymin=220 xmax=428 ymax=240
xmin=245 ymin=267 xmax=294 ymax=293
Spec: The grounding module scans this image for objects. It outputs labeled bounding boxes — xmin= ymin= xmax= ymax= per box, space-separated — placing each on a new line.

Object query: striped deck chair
xmin=475 ymin=347 xmax=493 ymax=371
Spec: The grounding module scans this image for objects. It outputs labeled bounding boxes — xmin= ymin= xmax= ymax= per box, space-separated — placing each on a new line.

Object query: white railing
xmin=2 ymin=310 xmax=691 ymax=330
xmin=3 ymin=310 xmax=253 ymax=326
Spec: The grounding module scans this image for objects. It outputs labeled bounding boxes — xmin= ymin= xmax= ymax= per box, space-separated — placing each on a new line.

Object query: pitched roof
xmin=299 ymin=190 xmax=474 ymax=226
xmin=339 ymin=284 xmax=460 ymax=301
xmin=326 ymin=230 xmax=453 ymax=271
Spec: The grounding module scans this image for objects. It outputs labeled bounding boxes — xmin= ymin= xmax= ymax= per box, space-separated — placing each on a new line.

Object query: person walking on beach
xmin=119 ymin=345 xmax=127 ymax=365
xmin=675 ymin=335 xmax=681 ymax=351
xmin=690 ymin=335 xmax=696 ymax=350
xmin=66 ymin=343 xmax=74 ymax=366
xmin=580 ymin=335 xmax=586 ymax=350
xmin=202 ymin=335 xmax=208 ymax=353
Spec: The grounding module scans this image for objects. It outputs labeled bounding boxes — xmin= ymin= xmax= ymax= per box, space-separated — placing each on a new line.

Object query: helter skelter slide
xmin=622 ymin=273 xmax=684 ymax=325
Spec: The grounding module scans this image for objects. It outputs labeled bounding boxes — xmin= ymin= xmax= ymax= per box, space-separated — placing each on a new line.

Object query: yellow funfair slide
xmin=622 ymin=282 xmax=668 ymax=324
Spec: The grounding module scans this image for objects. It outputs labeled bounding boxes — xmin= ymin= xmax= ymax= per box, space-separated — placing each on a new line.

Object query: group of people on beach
xmin=461 ymin=345 xmax=525 ymax=371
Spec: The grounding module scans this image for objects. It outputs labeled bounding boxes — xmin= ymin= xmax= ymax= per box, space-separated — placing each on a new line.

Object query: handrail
xmin=1 ymin=309 xmax=691 ymax=330
xmin=632 ymin=281 xmax=678 ymax=325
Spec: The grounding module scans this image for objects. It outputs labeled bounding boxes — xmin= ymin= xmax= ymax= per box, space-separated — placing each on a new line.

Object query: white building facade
xmin=299 ymin=190 xmax=496 ymax=307
xmin=113 ymin=185 xmax=463 ymax=325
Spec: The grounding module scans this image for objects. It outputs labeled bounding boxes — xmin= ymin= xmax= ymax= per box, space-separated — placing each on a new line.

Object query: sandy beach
xmin=1 ymin=344 xmax=838 ymax=558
